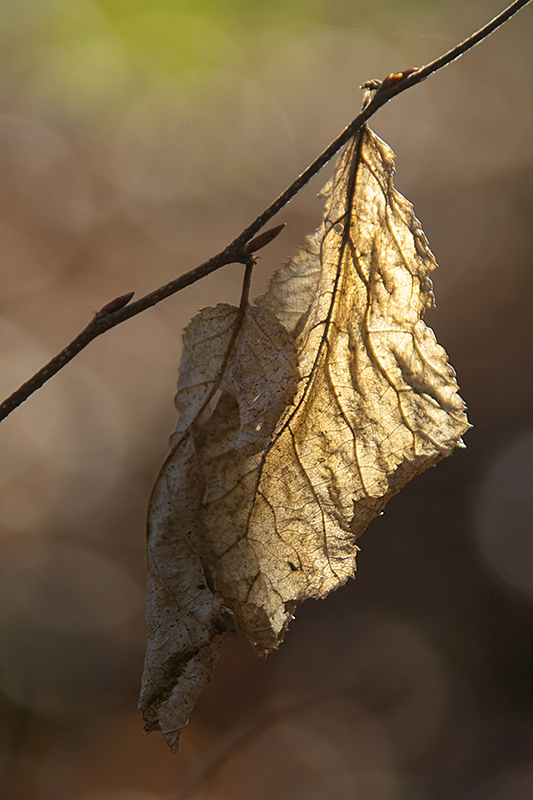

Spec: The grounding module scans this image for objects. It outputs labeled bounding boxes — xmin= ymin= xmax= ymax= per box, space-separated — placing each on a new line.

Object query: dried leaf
xmin=173 ymin=302 xmax=300 ymax=453
xmin=139 ymin=302 xmax=299 ymax=750
xmin=138 ymin=431 xmax=236 ymax=752
xmin=140 ymin=125 xmax=470 ymax=749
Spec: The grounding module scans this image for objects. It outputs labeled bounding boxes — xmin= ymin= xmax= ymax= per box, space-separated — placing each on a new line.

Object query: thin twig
xmin=0 ymin=0 xmax=529 ymax=424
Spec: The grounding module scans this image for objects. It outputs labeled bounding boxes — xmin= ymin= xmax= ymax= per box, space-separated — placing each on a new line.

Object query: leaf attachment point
xmin=380 ymin=67 xmax=420 ymax=89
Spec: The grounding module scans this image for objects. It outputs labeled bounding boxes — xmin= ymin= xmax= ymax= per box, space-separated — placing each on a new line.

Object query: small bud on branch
xmin=95 ymin=292 xmax=135 ymax=318
xmin=243 ymin=224 xmax=286 ymax=256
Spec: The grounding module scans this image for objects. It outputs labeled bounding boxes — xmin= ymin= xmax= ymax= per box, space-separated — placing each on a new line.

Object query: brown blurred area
xmin=1 ymin=1 xmax=532 ymax=798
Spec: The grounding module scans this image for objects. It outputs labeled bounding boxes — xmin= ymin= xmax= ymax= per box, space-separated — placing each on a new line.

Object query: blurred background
xmin=0 ymin=0 xmax=532 ymax=798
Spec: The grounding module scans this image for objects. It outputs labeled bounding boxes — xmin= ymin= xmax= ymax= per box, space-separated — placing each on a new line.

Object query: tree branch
xmin=0 ymin=0 xmax=530 ymax=424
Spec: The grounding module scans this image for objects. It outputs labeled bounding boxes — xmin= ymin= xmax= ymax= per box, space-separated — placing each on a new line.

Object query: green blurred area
xmin=1 ymin=0 xmax=441 ymax=113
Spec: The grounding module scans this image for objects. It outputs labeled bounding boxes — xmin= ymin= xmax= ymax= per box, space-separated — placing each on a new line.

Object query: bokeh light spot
xmin=0 ymin=115 xmax=92 ymax=297
xmin=0 ymin=540 xmax=143 ymax=634
xmin=474 ymin=429 xmax=533 ymax=598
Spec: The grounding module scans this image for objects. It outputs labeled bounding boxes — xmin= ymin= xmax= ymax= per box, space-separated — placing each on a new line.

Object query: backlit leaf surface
xmin=140 ymin=125 xmax=470 ymax=750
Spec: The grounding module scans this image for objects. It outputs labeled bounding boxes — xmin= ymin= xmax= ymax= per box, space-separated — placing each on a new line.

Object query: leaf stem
xmin=0 ymin=0 xmax=530 ymax=423
xmin=165 ymin=257 xmax=255 ymax=459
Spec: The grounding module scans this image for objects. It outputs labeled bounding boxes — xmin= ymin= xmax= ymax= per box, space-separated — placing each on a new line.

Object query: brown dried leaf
xmin=138 ymin=432 xmax=236 ymax=752
xmin=140 ymin=125 xmax=470 ymax=748
xmin=173 ymin=302 xmax=300 ymax=452
xmin=139 ymin=302 xmax=299 ymax=750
